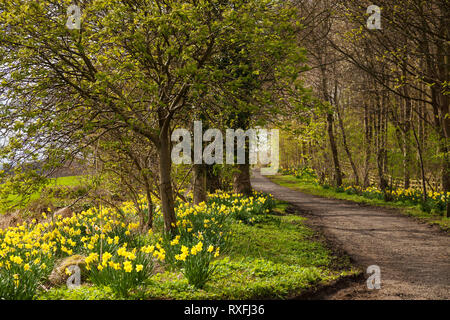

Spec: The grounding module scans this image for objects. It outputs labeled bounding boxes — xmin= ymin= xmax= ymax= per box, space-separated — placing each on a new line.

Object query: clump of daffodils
xmin=175 ymin=241 xmax=220 ymax=289
xmin=0 ymin=189 xmax=275 ymax=298
xmin=280 ymin=166 xmax=449 ymax=213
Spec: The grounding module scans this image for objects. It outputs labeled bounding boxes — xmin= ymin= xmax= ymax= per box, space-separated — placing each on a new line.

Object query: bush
xmin=279 ymin=166 xmax=317 ymax=180
xmin=420 ymin=199 xmax=433 ymax=213
xmin=336 ymin=187 xmax=345 ymax=193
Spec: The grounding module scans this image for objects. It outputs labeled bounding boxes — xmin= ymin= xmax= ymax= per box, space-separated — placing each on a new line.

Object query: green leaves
xmin=0 ymin=0 xmax=308 ymax=214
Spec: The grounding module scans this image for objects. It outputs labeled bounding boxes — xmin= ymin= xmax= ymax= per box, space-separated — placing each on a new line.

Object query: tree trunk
xmin=321 ymin=63 xmax=342 ymax=187
xmin=363 ymin=104 xmax=372 ymax=188
xmin=439 ymin=90 xmax=450 ymax=218
xmin=430 ymin=84 xmax=450 ymax=218
xmin=193 ymin=164 xmax=207 ymax=205
xmin=158 ymin=129 xmax=177 ymax=234
xmin=336 ymin=102 xmax=360 ymax=185
xmin=403 ymin=91 xmax=412 ymax=189
xmin=437 ymin=45 xmax=450 ymax=218
xmin=327 ymin=112 xmax=343 ymax=187
xmin=229 ymin=110 xmax=253 ymax=196
xmin=374 ymin=93 xmax=388 ymax=194
xmin=206 ymin=165 xmax=222 ymax=193
xmin=233 ymin=163 xmax=252 ymax=196
xmin=411 ymin=118 xmax=427 ymax=202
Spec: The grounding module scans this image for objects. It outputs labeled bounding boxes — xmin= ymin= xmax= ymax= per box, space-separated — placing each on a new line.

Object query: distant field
xmin=50 ymin=176 xmax=86 ymax=187
xmin=3 ymin=176 xmax=86 ymax=212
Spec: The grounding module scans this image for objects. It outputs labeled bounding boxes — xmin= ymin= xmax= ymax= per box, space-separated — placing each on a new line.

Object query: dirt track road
xmin=251 ymin=171 xmax=450 ymax=300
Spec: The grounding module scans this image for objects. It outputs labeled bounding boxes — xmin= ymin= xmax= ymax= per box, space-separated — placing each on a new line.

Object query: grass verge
xmin=269 ymin=175 xmax=450 ymax=232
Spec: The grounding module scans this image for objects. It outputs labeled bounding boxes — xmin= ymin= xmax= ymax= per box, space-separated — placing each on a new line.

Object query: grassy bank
xmin=269 ymin=175 xmax=450 ymax=232
xmin=37 ymin=200 xmax=357 ymax=300
xmin=140 ymin=210 xmax=357 ymax=299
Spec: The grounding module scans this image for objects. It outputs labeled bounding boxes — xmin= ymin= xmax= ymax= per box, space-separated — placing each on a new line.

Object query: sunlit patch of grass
xmin=3 ymin=176 xmax=88 ymax=212
xmin=52 ymin=176 xmax=87 ymax=187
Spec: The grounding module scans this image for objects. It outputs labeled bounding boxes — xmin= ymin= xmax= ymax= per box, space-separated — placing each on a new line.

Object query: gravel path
xmin=251 ymin=171 xmax=450 ymax=300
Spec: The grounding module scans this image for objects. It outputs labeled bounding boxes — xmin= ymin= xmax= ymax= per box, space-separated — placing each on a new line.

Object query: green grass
xmin=3 ymin=175 xmax=87 ymax=212
xmin=37 ymin=285 xmax=118 ymax=300
xmin=229 ymin=215 xmax=330 ymax=266
xmin=51 ymin=176 xmax=87 ymax=187
xmin=38 ymin=202 xmax=358 ymax=300
xmin=137 ymin=204 xmax=357 ymax=300
xmin=270 ymin=175 xmax=450 ymax=232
